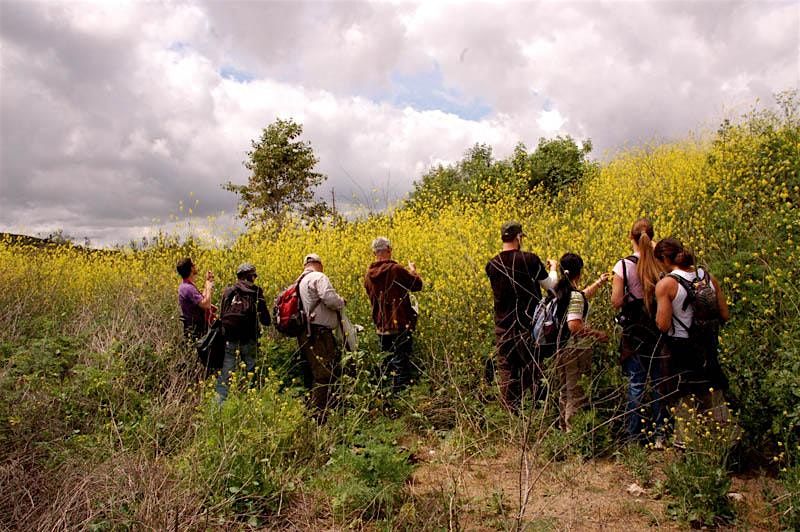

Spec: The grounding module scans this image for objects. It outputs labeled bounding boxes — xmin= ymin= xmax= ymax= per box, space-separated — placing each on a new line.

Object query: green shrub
xmin=538 ymin=409 xmax=613 ymax=462
xmin=664 ymin=405 xmax=738 ymax=526
xmin=315 ymin=418 xmax=414 ymax=521
xmin=778 ymin=462 xmax=800 ymax=530
xmin=181 ymin=372 xmax=315 ymax=517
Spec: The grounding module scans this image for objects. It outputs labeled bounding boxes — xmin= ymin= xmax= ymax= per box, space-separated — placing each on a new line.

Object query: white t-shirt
xmin=613 ymin=252 xmax=643 ymax=299
xmin=566 ymin=290 xmax=592 ymax=349
xmin=669 ymin=268 xmax=712 ymax=339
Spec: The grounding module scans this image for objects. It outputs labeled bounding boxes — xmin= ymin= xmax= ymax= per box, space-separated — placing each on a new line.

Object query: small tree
xmin=527 ymin=136 xmax=594 ymax=196
xmin=224 ymin=118 xmax=330 ymax=228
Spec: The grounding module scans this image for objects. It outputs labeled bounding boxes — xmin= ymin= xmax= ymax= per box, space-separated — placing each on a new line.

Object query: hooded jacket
xmin=220 ymin=279 xmax=270 ymax=341
xmin=364 ymin=259 xmax=423 ymax=334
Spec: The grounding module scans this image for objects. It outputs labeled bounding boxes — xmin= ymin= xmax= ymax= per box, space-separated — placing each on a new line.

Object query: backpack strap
xmin=671 ymin=314 xmax=691 ymax=336
xmin=668 ymin=272 xmax=695 ymax=312
xmin=581 ymin=290 xmax=588 ymax=317
xmin=621 ymin=255 xmax=640 ymax=303
xmin=296 ymin=271 xmax=323 ymax=333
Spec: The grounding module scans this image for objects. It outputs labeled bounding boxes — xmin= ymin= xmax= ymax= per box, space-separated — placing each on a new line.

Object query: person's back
xmin=296 ymin=254 xmax=345 ymax=419
xmin=553 ymin=253 xmax=609 ymax=430
xmin=219 ymin=279 xmax=269 ymax=341
xmin=179 ymin=280 xmax=206 ymax=336
xmin=654 ymin=238 xmax=731 ymax=446
xmin=299 ymin=269 xmax=345 ymax=330
xmin=364 ymin=236 xmax=423 ymax=393
xmin=485 ymin=221 xmax=557 ymax=412
xmin=215 ymin=263 xmax=269 ymax=403
xmin=611 ymin=218 xmax=666 ymax=444
xmin=486 ymin=248 xmax=548 ymax=334
xmin=365 ymin=257 xmax=422 ymax=334
xmin=176 ymin=257 xmax=215 ymax=341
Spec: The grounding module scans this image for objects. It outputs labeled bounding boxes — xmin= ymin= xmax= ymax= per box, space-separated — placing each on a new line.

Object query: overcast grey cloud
xmin=0 ymin=0 xmax=797 ymax=245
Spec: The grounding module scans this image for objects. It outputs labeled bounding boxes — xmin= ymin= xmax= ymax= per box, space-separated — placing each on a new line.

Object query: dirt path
xmin=408 ymin=446 xmax=780 ymax=530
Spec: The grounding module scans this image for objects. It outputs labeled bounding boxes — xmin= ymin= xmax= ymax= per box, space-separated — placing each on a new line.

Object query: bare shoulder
xmin=655 ymin=275 xmax=677 ymax=296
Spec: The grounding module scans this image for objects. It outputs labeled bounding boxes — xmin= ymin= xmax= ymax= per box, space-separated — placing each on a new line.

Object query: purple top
xmin=178 ymin=280 xmax=205 ymax=326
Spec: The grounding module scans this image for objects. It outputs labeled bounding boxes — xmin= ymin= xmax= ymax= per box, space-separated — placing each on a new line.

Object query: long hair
xmin=655 ymin=237 xmax=695 ymax=269
xmin=630 ymin=219 xmax=663 ymax=314
xmin=555 ymin=253 xmax=584 ymax=308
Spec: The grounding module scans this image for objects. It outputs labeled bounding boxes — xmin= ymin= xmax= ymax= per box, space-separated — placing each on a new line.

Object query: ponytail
xmin=556 ymin=253 xmax=583 ymax=307
xmin=635 ymin=232 xmax=666 ymax=314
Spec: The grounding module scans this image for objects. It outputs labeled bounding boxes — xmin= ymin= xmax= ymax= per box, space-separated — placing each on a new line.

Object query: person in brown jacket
xmin=364 ymin=236 xmax=423 ymax=392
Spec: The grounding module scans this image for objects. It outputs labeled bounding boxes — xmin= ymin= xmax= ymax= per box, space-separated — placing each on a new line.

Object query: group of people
xmin=487 ymin=218 xmax=730 ymax=446
xmin=178 ymin=218 xmax=730 ymax=445
xmin=177 ymin=237 xmax=423 ymax=414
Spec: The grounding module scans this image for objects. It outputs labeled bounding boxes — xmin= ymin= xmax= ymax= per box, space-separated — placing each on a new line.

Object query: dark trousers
xmin=182 ymin=319 xmax=207 ymax=343
xmin=379 ymin=330 xmax=415 ymax=392
xmin=494 ymin=329 xmax=541 ymax=412
xmin=298 ymin=326 xmax=341 ymax=416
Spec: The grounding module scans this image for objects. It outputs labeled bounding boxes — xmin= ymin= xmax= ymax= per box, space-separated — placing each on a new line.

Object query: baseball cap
xmin=236 ymin=263 xmax=257 ymax=277
xmin=303 ymin=253 xmax=322 ymax=266
xmin=501 ymin=221 xmax=525 ymax=239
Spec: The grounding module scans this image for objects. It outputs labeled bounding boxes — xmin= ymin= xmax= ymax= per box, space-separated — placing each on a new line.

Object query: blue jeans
xmin=622 ymin=352 xmax=667 ymax=441
xmin=215 ymin=339 xmax=257 ymax=401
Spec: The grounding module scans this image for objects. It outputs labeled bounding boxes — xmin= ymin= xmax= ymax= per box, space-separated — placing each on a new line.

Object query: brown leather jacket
xmin=364 ymin=259 xmax=423 ymax=334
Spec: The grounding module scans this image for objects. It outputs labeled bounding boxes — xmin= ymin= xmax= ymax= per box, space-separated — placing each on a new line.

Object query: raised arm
xmin=397 ymin=263 xmax=423 ymax=292
xmin=583 ymin=273 xmax=610 ymax=299
xmin=197 ymin=271 xmax=214 ymax=310
xmin=538 ymin=258 xmax=558 ymax=291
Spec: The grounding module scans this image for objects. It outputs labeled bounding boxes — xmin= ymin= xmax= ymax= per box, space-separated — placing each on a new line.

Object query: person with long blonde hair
xmin=611 ymin=219 xmax=666 ymax=444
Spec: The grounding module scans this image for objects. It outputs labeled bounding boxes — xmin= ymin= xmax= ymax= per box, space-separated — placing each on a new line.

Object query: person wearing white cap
xmin=297 ymin=253 xmax=346 ymax=417
xmin=215 ymin=263 xmax=270 ymax=402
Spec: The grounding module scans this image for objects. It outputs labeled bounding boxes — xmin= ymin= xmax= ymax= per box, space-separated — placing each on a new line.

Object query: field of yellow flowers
xmin=0 ymin=95 xmax=797 ymax=529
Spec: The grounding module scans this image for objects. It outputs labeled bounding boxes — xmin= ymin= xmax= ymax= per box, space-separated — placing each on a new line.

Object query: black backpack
xmin=669 ymin=268 xmax=727 ymax=389
xmin=668 ymin=268 xmax=721 ymax=342
xmin=196 ymin=319 xmax=225 ymax=373
xmin=615 ymin=255 xmax=649 ymax=328
xmin=220 ymin=286 xmax=256 ymax=338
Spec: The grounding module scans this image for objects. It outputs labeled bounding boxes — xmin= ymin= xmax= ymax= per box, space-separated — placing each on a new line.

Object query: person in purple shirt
xmin=177 ymin=257 xmax=215 ymax=341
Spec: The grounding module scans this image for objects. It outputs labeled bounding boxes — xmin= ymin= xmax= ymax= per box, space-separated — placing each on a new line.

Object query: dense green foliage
xmin=406 ymin=135 xmax=596 ymax=209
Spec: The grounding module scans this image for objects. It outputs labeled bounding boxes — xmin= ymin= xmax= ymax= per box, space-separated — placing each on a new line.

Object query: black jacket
xmin=220 ymin=280 xmax=270 ymax=341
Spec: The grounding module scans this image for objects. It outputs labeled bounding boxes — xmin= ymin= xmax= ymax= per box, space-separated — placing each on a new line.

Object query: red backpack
xmin=273 ymin=272 xmax=313 ymax=337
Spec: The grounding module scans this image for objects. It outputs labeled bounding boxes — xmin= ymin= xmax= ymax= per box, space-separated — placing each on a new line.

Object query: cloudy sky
xmin=1 ymin=0 xmax=797 ymax=245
